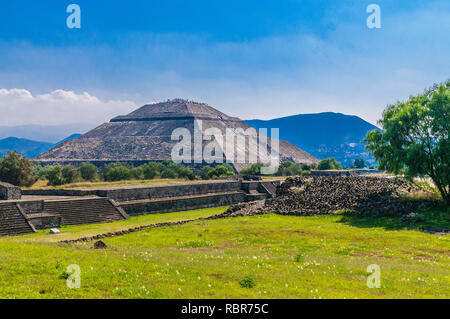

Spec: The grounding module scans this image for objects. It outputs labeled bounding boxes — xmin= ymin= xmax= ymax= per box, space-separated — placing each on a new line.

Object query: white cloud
xmin=0 ymin=89 xmax=137 ymax=126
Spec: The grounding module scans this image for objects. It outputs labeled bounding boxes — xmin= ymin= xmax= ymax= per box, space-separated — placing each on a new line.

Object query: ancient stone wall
xmin=23 ymin=180 xmax=243 ymax=201
xmin=0 ymin=182 xmax=22 ymax=200
xmin=120 ymin=192 xmax=246 ymax=215
xmin=98 ymin=180 xmax=242 ymax=202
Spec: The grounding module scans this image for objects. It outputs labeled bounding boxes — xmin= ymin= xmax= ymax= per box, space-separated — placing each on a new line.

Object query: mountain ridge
xmin=0 ymin=134 xmax=82 ymax=159
xmin=245 ymin=112 xmax=380 ymax=167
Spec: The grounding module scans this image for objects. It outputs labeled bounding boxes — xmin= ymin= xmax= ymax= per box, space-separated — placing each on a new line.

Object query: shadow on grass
xmin=337 ymin=200 xmax=450 ymax=232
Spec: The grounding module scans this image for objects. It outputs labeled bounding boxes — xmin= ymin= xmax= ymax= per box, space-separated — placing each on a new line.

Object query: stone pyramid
xmin=36 ymin=99 xmax=318 ymax=171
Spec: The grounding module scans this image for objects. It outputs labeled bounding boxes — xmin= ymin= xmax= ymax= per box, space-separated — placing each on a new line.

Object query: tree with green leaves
xmin=317 ymin=158 xmax=342 ymax=170
xmin=365 ymin=81 xmax=449 ymax=203
xmin=45 ymin=165 xmax=64 ymax=186
xmin=353 ymin=158 xmax=366 ymax=169
xmin=62 ymin=165 xmax=81 ymax=184
xmin=79 ymin=162 xmax=98 ymax=181
xmin=0 ymin=151 xmax=37 ymax=187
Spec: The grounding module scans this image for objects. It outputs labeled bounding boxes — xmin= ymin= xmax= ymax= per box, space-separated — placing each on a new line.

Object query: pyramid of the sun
xmin=36 ymin=99 xmax=319 ymax=171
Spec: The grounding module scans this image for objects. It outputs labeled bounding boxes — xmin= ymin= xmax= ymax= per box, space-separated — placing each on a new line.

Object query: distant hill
xmin=245 ymin=112 xmax=380 ymax=167
xmin=0 ymin=137 xmax=53 ymax=159
xmin=0 ymin=134 xmax=82 ymax=159
xmin=0 ymin=124 xmax=91 ymax=143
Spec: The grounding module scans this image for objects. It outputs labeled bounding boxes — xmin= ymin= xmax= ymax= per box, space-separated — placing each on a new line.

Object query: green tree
xmin=0 ymin=151 xmax=37 ymax=187
xmin=276 ymin=161 xmax=302 ymax=176
xmin=199 ymin=166 xmax=214 ymax=180
xmin=141 ymin=163 xmax=160 ymax=179
xmin=353 ymin=158 xmax=366 ymax=169
xmin=209 ymin=164 xmax=235 ymax=178
xmin=317 ymin=158 xmax=342 ymax=170
xmin=103 ymin=163 xmax=132 ymax=181
xmin=79 ymin=162 xmax=98 ymax=181
xmin=177 ymin=167 xmax=195 ymax=180
xmin=240 ymin=163 xmax=263 ymax=175
xmin=161 ymin=167 xmax=178 ymax=179
xmin=62 ymin=165 xmax=81 ymax=184
xmin=45 ymin=165 xmax=64 ymax=186
xmin=365 ymin=81 xmax=449 ymax=203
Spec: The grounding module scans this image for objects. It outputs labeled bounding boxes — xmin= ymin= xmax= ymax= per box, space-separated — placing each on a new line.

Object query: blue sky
xmin=0 ymin=0 xmax=449 ymax=126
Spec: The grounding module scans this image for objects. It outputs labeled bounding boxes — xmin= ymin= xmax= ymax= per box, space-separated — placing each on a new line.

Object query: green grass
xmin=0 ymin=207 xmax=448 ymax=298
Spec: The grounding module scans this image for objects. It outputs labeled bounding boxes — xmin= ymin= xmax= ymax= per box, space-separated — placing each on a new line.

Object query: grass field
xmin=0 ymin=207 xmax=448 ymax=299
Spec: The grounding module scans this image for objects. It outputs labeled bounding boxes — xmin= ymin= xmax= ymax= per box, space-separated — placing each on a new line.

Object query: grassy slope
xmin=0 ymin=206 xmax=448 ymax=299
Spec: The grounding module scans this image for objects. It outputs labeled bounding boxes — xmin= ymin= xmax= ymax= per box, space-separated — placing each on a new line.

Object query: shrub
xmin=317 ymin=158 xmax=342 ymax=170
xmin=352 ymin=158 xmax=366 ymax=169
xmin=0 ymin=151 xmax=37 ymax=187
xmin=276 ymin=161 xmax=302 ymax=176
xmin=130 ymin=166 xmax=144 ymax=180
xmin=62 ymin=165 xmax=81 ymax=184
xmin=199 ymin=166 xmax=213 ymax=180
xmin=161 ymin=168 xmax=178 ymax=179
xmin=79 ymin=162 xmax=98 ymax=181
xmin=239 ymin=276 xmax=256 ymax=288
xmin=141 ymin=163 xmax=159 ymax=179
xmin=209 ymin=164 xmax=235 ymax=178
xmin=45 ymin=165 xmax=64 ymax=186
xmin=103 ymin=164 xmax=132 ymax=181
xmin=240 ymin=163 xmax=263 ymax=176
xmin=177 ymin=167 xmax=195 ymax=180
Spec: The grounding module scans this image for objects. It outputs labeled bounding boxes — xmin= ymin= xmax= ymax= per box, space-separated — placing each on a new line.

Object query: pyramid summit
xmin=36 ymin=99 xmax=319 ymax=171
xmin=111 ymin=99 xmax=240 ymax=122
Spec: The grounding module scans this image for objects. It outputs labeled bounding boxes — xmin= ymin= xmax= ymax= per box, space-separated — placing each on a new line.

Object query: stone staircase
xmin=0 ymin=202 xmax=36 ymax=236
xmin=259 ymin=181 xmax=278 ymax=198
xmin=39 ymin=197 xmax=129 ymax=226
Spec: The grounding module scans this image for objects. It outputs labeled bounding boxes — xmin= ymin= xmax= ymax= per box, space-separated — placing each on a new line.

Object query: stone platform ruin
xmin=0 ymin=182 xmax=22 ymax=200
xmin=0 ymin=179 xmax=280 ymax=236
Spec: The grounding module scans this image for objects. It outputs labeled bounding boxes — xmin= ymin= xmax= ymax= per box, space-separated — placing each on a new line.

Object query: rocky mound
xmin=266 ymin=176 xmax=434 ymax=216
xmin=211 ymin=201 xmax=266 ymax=219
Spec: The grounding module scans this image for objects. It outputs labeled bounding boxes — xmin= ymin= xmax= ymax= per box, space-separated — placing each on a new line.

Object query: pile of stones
xmin=211 ymin=201 xmax=266 ymax=219
xmin=266 ymin=176 xmax=435 ymax=216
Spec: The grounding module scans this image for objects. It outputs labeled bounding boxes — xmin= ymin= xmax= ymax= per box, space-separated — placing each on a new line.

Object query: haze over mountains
xmin=245 ymin=112 xmax=379 ymax=167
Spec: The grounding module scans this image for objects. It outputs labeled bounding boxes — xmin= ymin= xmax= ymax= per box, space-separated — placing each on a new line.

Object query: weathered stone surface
xmin=267 ymin=176 xmax=435 ymax=216
xmin=0 ymin=182 xmax=22 ymax=200
xmin=28 ymin=213 xmax=61 ymax=230
xmin=35 ymin=99 xmax=319 ymax=171
xmin=0 ymin=202 xmax=35 ymax=236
